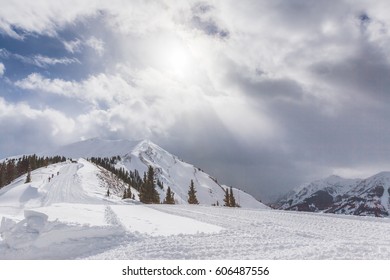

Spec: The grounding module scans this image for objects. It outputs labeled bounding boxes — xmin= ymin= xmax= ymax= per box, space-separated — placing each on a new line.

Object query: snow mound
xmin=0 ymin=209 xmax=125 ymax=250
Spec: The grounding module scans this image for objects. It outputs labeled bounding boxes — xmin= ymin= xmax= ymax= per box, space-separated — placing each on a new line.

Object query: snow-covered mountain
xmin=277 ymin=173 xmax=390 ymax=217
xmin=43 ymin=138 xmax=267 ymax=208
xmin=277 ymin=175 xmax=361 ymax=212
xmin=326 ymin=172 xmax=390 ymax=217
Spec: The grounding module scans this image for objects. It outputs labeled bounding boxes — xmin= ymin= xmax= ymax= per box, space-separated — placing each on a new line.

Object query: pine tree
xmin=6 ymin=160 xmax=16 ymax=185
xmin=223 ymin=188 xmax=230 ymax=207
xmin=122 ymin=186 xmax=132 ymax=199
xmin=163 ymin=186 xmax=175 ymax=204
xmin=139 ymin=166 xmax=160 ymax=204
xmin=0 ymin=163 xmax=5 ymax=189
xmin=187 ymin=179 xmax=199 ymax=204
xmin=229 ymin=186 xmax=236 ymax=207
xmin=25 ymin=164 xmax=32 ymax=183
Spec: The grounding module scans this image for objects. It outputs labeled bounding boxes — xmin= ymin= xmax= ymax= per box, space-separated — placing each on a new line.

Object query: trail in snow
xmin=41 ymin=162 xmax=103 ymax=206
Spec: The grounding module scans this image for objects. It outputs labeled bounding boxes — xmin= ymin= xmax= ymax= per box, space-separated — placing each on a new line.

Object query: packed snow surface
xmin=1 ymin=158 xmax=390 ymax=259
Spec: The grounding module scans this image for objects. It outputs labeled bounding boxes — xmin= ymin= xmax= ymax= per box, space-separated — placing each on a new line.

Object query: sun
xmin=150 ymin=33 xmax=195 ymax=80
xmin=160 ymin=42 xmax=193 ymax=78
xmin=166 ymin=45 xmax=191 ymax=74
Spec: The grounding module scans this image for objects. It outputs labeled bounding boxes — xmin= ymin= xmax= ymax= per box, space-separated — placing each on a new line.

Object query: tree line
xmin=0 ymin=155 xmax=67 ymax=189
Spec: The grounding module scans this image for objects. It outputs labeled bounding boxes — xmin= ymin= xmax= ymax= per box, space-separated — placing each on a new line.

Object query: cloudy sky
xmin=1 ymin=0 xmax=390 ymax=202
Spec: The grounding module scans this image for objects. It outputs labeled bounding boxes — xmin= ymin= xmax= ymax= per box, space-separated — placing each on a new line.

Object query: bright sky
xmin=1 ymin=0 xmax=390 ymax=201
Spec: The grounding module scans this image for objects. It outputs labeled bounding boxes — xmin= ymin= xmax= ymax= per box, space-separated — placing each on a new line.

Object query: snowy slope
xmin=0 ymin=159 xmax=113 ymax=218
xmin=44 ymin=138 xmax=267 ymax=209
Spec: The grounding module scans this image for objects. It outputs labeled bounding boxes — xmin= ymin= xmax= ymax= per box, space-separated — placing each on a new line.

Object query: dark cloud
xmin=191 ymin=16 xmax=229 ymax=38
xmin=228 ymin=72 xmax=305 ymax=102
xmin=310 ymin=40 xmax=390 ymax=103
xmin=190 ymin=2 xmax=229 ymax=39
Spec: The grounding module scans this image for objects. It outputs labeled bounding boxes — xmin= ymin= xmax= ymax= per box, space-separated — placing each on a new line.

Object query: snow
xmin=109 ymin=205 xmax=222 ymax=236
xmin=1 ymin=140 xmax=390 ymax=259
xmin=2 ymin=201 xmax=390 ymax=259
xmin=85 ymin=206 xmax=390 ymax=260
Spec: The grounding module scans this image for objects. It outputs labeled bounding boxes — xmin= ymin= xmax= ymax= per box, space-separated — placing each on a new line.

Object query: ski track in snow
xmin=2 ymin=203 xmax=390 ymax=259
xmin=85 ymin=205 xmax=390 ymax=260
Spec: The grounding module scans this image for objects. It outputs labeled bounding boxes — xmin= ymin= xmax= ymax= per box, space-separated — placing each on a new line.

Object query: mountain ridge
xmin=277 ymin=172 xmax=390 ymax=217
xmin=39 ymin=137 xmax=267 ymax=209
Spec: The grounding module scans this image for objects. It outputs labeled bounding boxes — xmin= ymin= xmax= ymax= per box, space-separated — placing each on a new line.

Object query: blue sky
xmin=2 ymin=0 xmax=390 ymax=201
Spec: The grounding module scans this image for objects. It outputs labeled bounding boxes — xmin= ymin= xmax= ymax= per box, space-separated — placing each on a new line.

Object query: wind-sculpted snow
xmin=0 ymin=209 xmax=128 ymax=259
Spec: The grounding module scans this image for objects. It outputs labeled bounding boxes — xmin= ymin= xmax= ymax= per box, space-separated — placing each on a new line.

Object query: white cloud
xmin=0 ymin=97 xmax=76 ymax=156
xmin=0 ymin=62 xmax=4 ymax=76
xmin=0 ymin=0 xmax=101 ymax=38
xmin=63 ymin=37 xmax=104 ymax=56
xmin=63 ymin=39 xmax=82 ymax=53
xmin=85 ymin=36 xmax=105 ymax=56
xmin=0 ymin=48 xmax=79 ymax=68
xmin=31 ymin=55 xmax=80 ymax=68
xmin=15 ymin=72 xmax=131 ymax=106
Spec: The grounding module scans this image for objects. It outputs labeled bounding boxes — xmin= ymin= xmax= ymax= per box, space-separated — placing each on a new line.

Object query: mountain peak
xmin=31 ymin=137 xmax=268 ymax=209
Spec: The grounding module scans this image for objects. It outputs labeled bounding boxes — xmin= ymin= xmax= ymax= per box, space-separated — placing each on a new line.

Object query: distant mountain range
xmin=276 ymin=173 xmax=390 ymax=217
